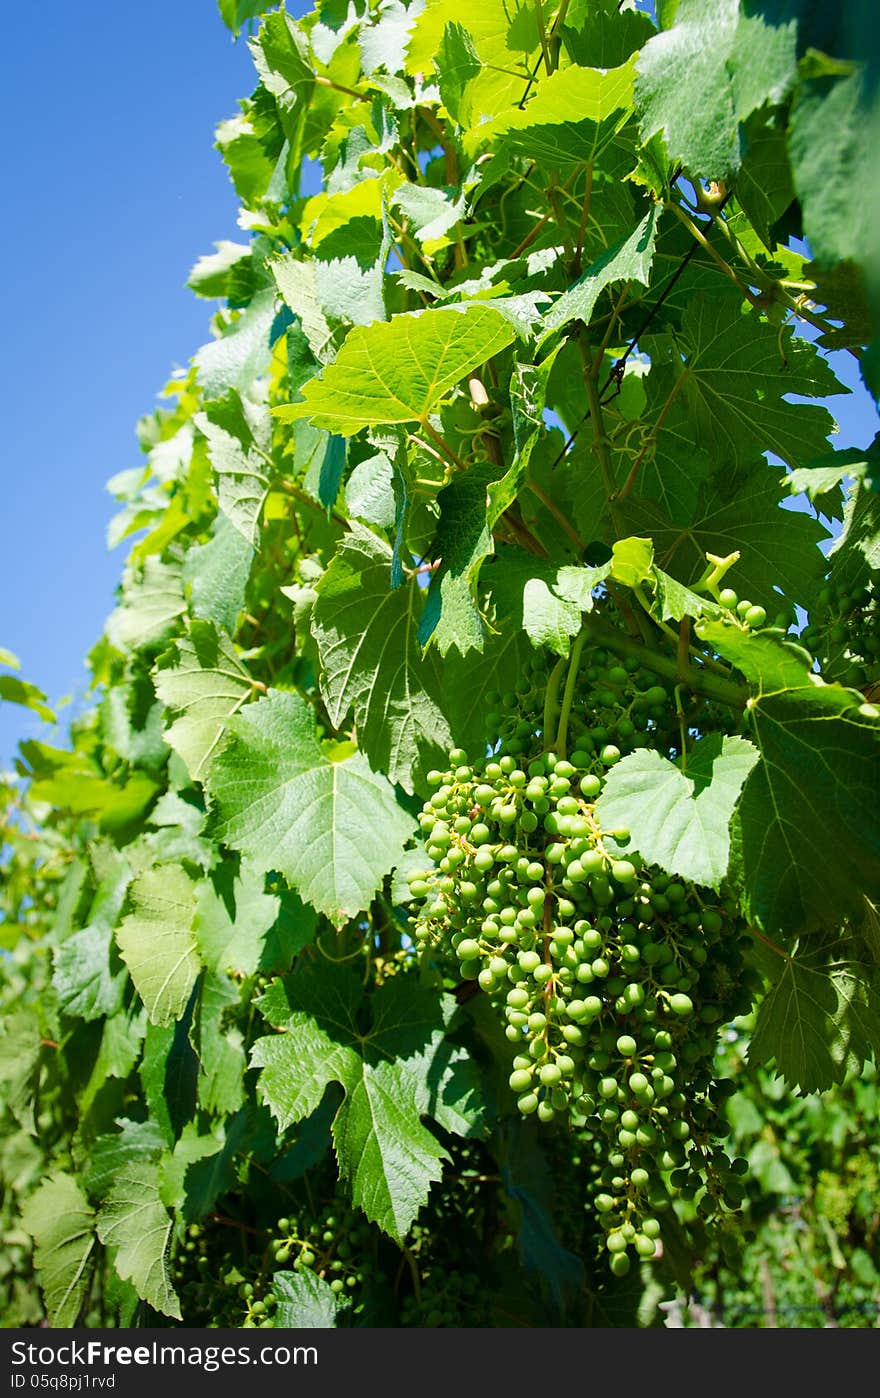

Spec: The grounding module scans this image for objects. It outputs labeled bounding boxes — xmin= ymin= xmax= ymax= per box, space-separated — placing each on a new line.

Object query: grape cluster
xmin=408 ymin=647 xmax=755 ymax=1274
xmin=269 ymin=1200 xmax=373 ymax=1305
xmin=801 ymin=579 xmax=879 ymax=693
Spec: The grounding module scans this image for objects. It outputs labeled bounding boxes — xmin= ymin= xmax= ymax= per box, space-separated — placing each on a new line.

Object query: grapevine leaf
xmin=417 ymin=463 xmax=496 ymax=656
xmin=187 ymin=239 xmax=254 ymax=299
xmin=197 ymin=972 xmax=246 ymax=1117
xmin=274 ymin=304 xmax=516 ymax=435
xmin=205 ymin=690 xmax=416 ymax=925
xmin=106 ymin=557 xmax=186 ymax=653
xmin=53 ymin=923 xmax=127 ymax=1023
xmin=663 ymin=293 xmax=848 ymax=472
xmin=153 ymin=620 xmax=253 ymax=782
xmin=312 ymin=525 xmax=454 ymax=795
xmin=732 ymin=691 xmax=880 ymax=936
xmin=78 ymin=1008 xmax=146 ymax=1117
xmin=788 ymin=62 xmax=877 ymax=274
xmin=465 ymin=59 xmax=638 ymax=168
xmin=620 ymin=464 xmax=830 ymax=610
xmin=195 ymin=391 xmax=274 ymax=546
xmin=635 ymin=0 xmax=798 ymax=179
xmin=271 ymin=1269 xmax=347 ymax=1328
xmin=193 ymin=859 xmax=290 ymax=979
xmin=596 ymin=735 xmax=759 ymax=888
xmin=251 ymin=966 xmax=480 ymax=1240
xmin=159 ymin=1122 xmax=226 ymax=1215
xmin=540 ymin=205 xmax=659 ymax=340
xmin=116 ymin=865 xmax=202 ymax=1027
xmin=84 ymin=1120 xmax=166 ymax=1199
xmin=436 ymin=22 xmax=481 ymax=122
xmin=140 ymin=1012 xmax=199 ymax=1146
xmin=96 ymin=1161 xmax=181 ymax=1320
xmin=184 ymin=512 xmax=255 ymax=634
xmin=694 ymin=616 xmax=816 ymax=691
xmin=194 ymin=288 xmax=278 ymax=401
xmin=0 ymin=1012 xmax=42 ymax=1133
xmin=21 ymin=1174 xmax=96 ymax=1327
xmin=748 ymin=936 xmax=880 ymax=1091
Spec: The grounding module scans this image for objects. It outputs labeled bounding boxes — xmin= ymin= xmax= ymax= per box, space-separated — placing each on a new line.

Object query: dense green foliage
xmin=2 ymin=0 xmax=879 ymax=1329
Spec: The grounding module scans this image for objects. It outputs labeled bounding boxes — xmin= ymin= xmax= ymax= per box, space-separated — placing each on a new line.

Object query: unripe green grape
xmin=540 ymin=1062 xmax=563 ymax=1086
xmin=456 ymin=937 xmax=481 ymax=961
xmin=669 ymin=992 xmax=694 ymax=1017
xmin=509 ymin=1068 xmax=533 ymax=1093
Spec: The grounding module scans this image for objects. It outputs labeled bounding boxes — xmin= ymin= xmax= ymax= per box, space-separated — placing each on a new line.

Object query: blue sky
xmin=0 ymin=1 xmax=877 ymax=768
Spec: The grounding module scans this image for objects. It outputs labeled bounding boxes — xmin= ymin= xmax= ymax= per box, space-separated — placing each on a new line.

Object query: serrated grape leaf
xmin=652 ymin=569 xmax=721 ymax=624
xmin=78 ymin=1007 xmax=146 ymax=1117
xmin=194 ymin=859 xmax=287 ymax=979
xmin=610 ymin=535 xmax=654 ymax=588
xmin=748 ymin=936 xmax=880 ymax=1091
xmin=184 ymin=512 xmax=255 ymax=634
xmin=18 ymin=742 xmax=160 ymax=836
xmin=187 ymin=239 xmax=253 ymax=299
xmin=21 ymin=1174 xmax=96 ymax=1327
xmin=596 ymin=734 xmax=759 ymax=889
xmin=251 ymin=966 xmax=483 ymax=1240
xmin=487 ymin=350 xmax=561 ymax=523
xmin=271 ymin=256 xmax=334 ymax=364
xmin=789 ymin=64 xmax=876 ymax=274
xmin=194 ymin=288 xmax=278 ymax=401
xmin=116 ymin=865 xmax=202 ymax=1027
xmin=153 ymin=621 xmax=253 ymax=782
xmin=694 ymin=616 xmax=815 ymax=691
xmin=159 ymin=1121 xmax=226 ymax=1214
xmin=540 ymin=205 xmax=659 ymax=341
xmin=436 ymin=21 xmax=481 ymax=122
xmin=620 ymin=464 xmax=829 ymax=610
xmin=634 ymin=362 xmax=713 ymax=523
xmin=392 ymin=181 xmax=467 ymax=248
xmin=732 ymin=118 xmax=796 ymax=250
xmin=344 ymin=450 xmax=396 ymax=527
xmin=196 ymin=972 xmax=246 ymax=1117
xmin=106 ymin=557 xmax=186 ymax=653
xmin=274 ymin=304 xmax=515 ymax=435
xmin=782 ymin=446 xmax=867 ymax=507
xmin=53 ymin=923 xmax=127 ymax=1022
xmin=416 ymin=463 xmax=496 ymax=656
xmin=272 ymin=1268 xmax=347 ymax=1328
xmin=140 ymin=1010 xmax=199 ymax=1146
xmin=0 ymin=1011 xmax=43 ymax=1133
xmin=732 ymin=691 xmax=880 ymax=936
xmin=311 ymin=524 xmax=454 ymax=794
xmin=96 ymin=1161 xmax=181 ymax=1319
xmin=205 ymin=689 xmax=415 ymax=925
xmin=484 ymin=552 xmax=582 ymax=657
xmin=464 ymin=58 xmax=637 ymax=168
xmin=635 ymin=0 xmax=798 ymax=179
xmin=195 ymin=390 xmax=274 ymax=546
xmin=84 ymin=1119 xmax=166 ymax=1198
xmin=658 ymin=293 xmax=848 ymax=472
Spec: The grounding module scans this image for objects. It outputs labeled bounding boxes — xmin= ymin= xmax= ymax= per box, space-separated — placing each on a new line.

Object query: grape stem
xmin=555 ymin=626 xmax=588 ymax=757
xmin=543 ymin=658 xmax=566 ymax=750
xmin=581 ymin=612 xmax=748 ymax=710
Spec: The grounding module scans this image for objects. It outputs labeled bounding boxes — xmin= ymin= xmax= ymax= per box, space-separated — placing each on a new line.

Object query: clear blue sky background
xmin=0 ymin=1 xmax=877 ymax=769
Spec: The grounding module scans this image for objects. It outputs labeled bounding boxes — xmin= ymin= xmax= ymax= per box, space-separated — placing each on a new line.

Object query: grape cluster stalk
xmin=408 ymin=646 xmax=755 ymax=1274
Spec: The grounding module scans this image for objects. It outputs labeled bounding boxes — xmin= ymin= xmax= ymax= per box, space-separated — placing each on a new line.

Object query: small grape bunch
xmin=407 ymin=663 xmax=756 ymax=1274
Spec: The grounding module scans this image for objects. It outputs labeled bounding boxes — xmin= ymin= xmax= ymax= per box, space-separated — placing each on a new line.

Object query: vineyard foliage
xmin=2 ymin=0 xmax=880 ymax=1328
